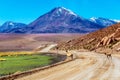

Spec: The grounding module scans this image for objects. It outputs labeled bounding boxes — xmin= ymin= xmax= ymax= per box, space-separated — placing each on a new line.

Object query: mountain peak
xmin=52 ymin=7 xmax=77 ymax=16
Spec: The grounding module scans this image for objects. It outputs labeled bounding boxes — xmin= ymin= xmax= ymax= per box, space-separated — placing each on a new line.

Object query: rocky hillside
xmin=57 ymin=23 xmax=120 ymax=53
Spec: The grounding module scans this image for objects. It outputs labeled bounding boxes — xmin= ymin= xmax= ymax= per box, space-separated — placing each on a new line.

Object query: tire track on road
xmin=69 ymin=53 xmax=104 ymax=80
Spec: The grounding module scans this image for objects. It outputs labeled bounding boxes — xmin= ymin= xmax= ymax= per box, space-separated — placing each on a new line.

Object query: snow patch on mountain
xmin=9 ymin=22 xmax=14 ymax=26
xmin=111 ymin=19 xmax=120 ymax=23
xmin=60 ymin=7 xmax=77 ymax=16
xmin=90 ymin=17 xmax=97 ymax=22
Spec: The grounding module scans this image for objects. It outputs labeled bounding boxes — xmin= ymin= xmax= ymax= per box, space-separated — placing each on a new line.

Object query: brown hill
xmin=57 ymin=23 xmax=120 ymax=53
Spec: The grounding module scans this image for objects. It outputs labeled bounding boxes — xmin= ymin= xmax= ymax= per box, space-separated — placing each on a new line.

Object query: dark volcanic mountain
xmin=0 ymin=21 xmax=27 ymax=33
xmin=27 ymin=7 xmax=104 ymax=33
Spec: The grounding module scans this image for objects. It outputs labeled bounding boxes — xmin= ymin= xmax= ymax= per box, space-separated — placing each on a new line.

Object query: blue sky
xmin=0 ymin=0 xmax=120 ymax=25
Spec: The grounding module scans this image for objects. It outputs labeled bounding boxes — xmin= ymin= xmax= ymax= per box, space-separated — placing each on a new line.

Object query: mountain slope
xmin=27 ymin=7 xmax=103 ymax=33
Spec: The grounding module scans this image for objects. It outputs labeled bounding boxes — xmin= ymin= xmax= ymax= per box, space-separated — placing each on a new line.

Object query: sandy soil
xmin=15 ymin=51 xmax=120 ymax=80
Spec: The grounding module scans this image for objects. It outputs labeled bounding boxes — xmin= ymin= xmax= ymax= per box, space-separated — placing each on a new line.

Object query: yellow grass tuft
xmin=0 ymin=58 xmax=6 ymax=61
xmin=0 ymin=51 xmax=34 ymax=56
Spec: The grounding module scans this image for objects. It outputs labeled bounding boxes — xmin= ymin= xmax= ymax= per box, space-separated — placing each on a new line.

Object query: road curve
xmin=39 ymin=44 xmax=57 ymax=52
xmin=16 ymin=51 xmax=120 ymax=80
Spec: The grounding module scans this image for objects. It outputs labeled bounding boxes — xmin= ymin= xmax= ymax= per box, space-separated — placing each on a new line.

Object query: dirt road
xmin=39 ymin=44 xmax=57 ymax=52
xmin=16 ymin=51 xmax=120 ymax=80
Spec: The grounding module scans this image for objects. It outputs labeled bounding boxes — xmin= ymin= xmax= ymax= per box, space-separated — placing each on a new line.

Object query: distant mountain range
xmin=0 ymin=7 xmax=120 ymax=34
xmin=89 ymin=17 xmax=119 ymax=27
xmin=0 ymin=21 xmax=27 ymax=33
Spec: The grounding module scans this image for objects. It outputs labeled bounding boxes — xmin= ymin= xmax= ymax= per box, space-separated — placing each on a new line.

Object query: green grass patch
xmin=0 ymin=54 xmax=54 ymax=76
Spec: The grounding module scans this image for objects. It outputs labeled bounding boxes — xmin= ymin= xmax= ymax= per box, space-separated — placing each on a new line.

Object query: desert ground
xmin=0 ymin=33 xmax=81 ymax=51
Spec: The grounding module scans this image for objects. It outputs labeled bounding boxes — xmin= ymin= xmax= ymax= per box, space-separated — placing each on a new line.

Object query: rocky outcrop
xmin=97 ymin=28 xmax=120 ymax=48
xmin=114 ymin=28 xmax=120 ymax=40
